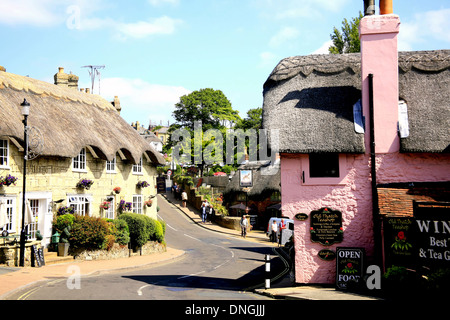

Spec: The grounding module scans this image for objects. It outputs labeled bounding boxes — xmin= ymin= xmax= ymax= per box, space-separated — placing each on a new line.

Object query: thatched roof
xmin=0 ymin=70 xmax=165 ymax=165
xmin=263 ymin=50 xmax=450 ymax=154
xmin=223 ymin=160 xmax=280 ymax=201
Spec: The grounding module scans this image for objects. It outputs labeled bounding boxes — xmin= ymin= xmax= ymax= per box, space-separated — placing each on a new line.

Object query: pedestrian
xmin=208 ymin=205 xmax=214 ymax=222
xmin=270 ymin=219 xmax=278 ymax=243
xmin=278 ymin=218 xmax=286 ymax=247
xmin=240 ymin=215 xmax=249 ymax=238
xmin=181 ymin=190 xmax=188 ymax=208
xmin=201 ymin=201 xmax=207 ymax=223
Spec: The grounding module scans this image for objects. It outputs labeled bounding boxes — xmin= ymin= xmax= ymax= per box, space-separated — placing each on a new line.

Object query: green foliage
xmin=53 ymin=214 xmax=75 ymax=234
xmin=235 ymin=107 xmax=262 ymax=130
xmin=69 ymin=215 xmax=110 ymax=251
xmin=119 ymin=213 xmax=165 ymax=250
xmin=329 ymin=12 xmax=363 ymax=54
xmin=111 ymin=218 xmax=130 ymax=246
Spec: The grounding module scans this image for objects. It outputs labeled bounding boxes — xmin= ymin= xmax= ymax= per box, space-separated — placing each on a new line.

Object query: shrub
xmin=111 ymin=219 xmax=130 ymax=246
xmin=119 ymin=213 xmax=150 ymax=249
xmin=69 ymin=215 xmax=110 ymax=251
xmin=53 ymin=214 xmax=75 ymax=234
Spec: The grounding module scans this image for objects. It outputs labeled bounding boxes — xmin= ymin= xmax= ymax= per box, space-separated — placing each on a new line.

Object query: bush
xmin=53 ymin=214 xmax=75 ymax=234
xmin=119 ymin=213 xmax=165 ymax=249
xmin=119 ymin=213 xmax=149 ymax=249
xmin=69 ymin=215 xmax=110 ymax=251
xmin=111 ymin=218 xmax=130 ymax=246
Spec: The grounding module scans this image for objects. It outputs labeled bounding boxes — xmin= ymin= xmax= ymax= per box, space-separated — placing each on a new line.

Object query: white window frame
xmin=68 ymin=195 xmax=92 ymax=216
xmin=0 ymin=139 xmax=10 ymax=169
xmin=132 ymin=157 xmax=143 ymax=175
xmin=132 ymin=195 xmax=143 ymax=214
xmin=26 ymin=199 xmax=39 ymax=240
xmin=1 ymin=196 xmax=16 ymax=233
xmin=106 ymin=156 xmax=116 ymax=173
xmin=72 ymin=148 xmax=87 ymax=172
xmin=105 ymin=199 xmax=115 ymax=219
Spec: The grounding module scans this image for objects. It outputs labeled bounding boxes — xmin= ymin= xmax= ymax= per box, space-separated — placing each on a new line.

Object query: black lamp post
xmin=19 ymin=98 xmax=30 ymax=267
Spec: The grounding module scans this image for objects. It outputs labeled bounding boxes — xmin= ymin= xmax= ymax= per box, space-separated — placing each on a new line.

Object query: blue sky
xmin=1 ymin=0 xmax=449 ymax=126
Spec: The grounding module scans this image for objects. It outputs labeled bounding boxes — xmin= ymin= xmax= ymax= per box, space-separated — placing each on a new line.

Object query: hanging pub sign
xmin=156 ymin=177 xmax=166 ymax=193
xmin=336 ymin=247 xmax=365 ymax=290
xmin=310 ymin=207 xmax=343 ymax=246
xmin=413 ymin=201 xmax=450 ymax=269
xmin=383 ymin=216 xmax=415 ymax=268
xmin=239 ymin=170 xmax=253 ymax=187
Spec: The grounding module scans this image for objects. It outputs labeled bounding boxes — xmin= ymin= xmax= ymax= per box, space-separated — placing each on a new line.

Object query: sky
xmin=1 ymin=0 xmax=449 ymax=127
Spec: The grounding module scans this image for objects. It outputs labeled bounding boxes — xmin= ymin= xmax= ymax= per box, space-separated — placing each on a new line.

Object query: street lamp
xmin=19 ymin=98 xmax=30 ymax=267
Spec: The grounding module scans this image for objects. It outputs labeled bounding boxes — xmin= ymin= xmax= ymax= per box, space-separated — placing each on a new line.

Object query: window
xmin=68 ymin=195 xmax=91 ymax=216
xmin=301 ymin=153 xmax=348 ymax=186
xmin=72 ymin=148 xmax=87 ymax=172
xmin=105 ymin=199 xmax=115 ymax=219
xmin=132 ymin=157 xmax=143 ymax=175
xmin=132 ymin=195 xmax=143 ymax=214
xmin=309 ymin=153 xmax=340 ymax=178
xmin=106 ymin=156 xmax=116 ymax=173
xmin=0 ymin=197 xmax=16 ymax=233
xmin=26 ymin=200 xmax=39 ymax=240
xmin=0 ymin=139 xmax=9 ymax=168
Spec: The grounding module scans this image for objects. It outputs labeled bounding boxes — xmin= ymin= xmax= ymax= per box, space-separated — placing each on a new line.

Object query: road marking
xmin=183 ymin=234 xmax=201 ymax=242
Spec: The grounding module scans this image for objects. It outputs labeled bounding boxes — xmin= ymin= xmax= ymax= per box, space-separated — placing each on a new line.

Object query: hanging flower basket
xmin=0 ymin=174 xmax=18 ymax=187
xmin=144 ymin=199 xmax=153 ymax=207
xmin=100 ymin=201 xmax=110 ymax=210
xmin=136 ymin=181 xmax=150 ymax=188
xmin=76 ymin=179 xmax=93 ymax=190
xmin=118 ymin=200 xmax=132 ymax=213
xmin=113 ymin=186 xmax=121 ymax=194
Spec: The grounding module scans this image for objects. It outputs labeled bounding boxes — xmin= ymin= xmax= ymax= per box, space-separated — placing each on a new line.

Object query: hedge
xmin=118 ymin=213 xmax=165 ymax=249
xmin=69 ymin=215 xmax=110 ymax=251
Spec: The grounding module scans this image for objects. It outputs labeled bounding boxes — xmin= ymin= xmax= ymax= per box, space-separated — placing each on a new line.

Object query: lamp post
xmin=19 ymin=98 xmax=30 ymax=267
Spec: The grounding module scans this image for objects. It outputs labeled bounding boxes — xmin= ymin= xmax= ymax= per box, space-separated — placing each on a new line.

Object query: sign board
xmin=239 ymin=170 xmax=253 ymax=187
xmin=383 ymin=216 xmax=415 ymax=268
xmin=413 ymin=201 xmax=450 ymax=269
xmin=318 ymin=249 xmax=336 ymax=261
xmin=156 ymin=177 xmax=166 ymax=193
xmin=295 ymin=213 xmax=308 ymax=221
xmin=336 ymin=247 xmax=365 ymax=290
xmin=167 ymin=170 xmax=172 ymax=176
xmin=310 ymin=207 xmax=343 ymax=246
xmin=31 ymin=245 xmax=45 ymax=267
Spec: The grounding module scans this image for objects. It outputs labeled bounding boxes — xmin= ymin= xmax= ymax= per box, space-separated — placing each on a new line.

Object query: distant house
xmin=154 ymin=126 xmax=170 ymax=145
xmin=0 ymin=67 xmax=165 ymax=248
xmin=223 ymin=160 xmax=281 ymax=230
xmin=132 ymin=122 xmax=164 ymax=153
xmin=262 ymin=11 xmax=450 ymax=284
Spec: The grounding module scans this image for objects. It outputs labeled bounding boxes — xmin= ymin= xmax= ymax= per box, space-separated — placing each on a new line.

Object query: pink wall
xmin=281 ymin=14 xmax=450 ymax=284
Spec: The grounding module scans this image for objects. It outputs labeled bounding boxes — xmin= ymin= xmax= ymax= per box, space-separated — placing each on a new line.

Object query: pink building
xmin=262 ymin=7 xmax=450 ymax=284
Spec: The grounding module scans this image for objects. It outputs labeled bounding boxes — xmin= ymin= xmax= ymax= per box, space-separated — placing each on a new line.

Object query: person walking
xmin=240 ymin=215 xmax=249 ymax=238
xmin=270 ymin=219 xmax=278 ymax=243
xmin=181 ymin=190 xmax=188 ymax=208
xmin=201 ymin=200 xmax=208 ymax=223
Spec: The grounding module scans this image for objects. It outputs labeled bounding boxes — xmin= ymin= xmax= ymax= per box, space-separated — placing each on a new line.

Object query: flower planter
xmin=58 ymin=243 xmax=70 ymax=257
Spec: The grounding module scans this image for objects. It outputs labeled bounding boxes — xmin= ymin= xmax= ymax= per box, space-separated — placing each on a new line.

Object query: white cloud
xmin=148 ymin=0 xmax=179 ymax=6
xmin=311 ymin=40 xmax=333 ymax=54
xmin=0 ymin=0 xmax=62 ymax=26
xmin=116 ymin=16 xmax=182 ymax=39
xmin=98 ymin=77 xmax=191 ymax=124
xmin=269 ymin=27 xmax=300 ymax=47
xmin=258 ymin=51 xmax=278 ymax=68
xmin=398 ymin=8 xmax=450 ymax=51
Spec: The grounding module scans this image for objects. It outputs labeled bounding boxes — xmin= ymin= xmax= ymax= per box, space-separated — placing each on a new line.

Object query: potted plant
xmin=144 ymin=199 xmax=153 ymax=207
xmin=0 ymin=174 xmax=18 ymax=187
xmin=57 ymin=206 xmax=74 ymax=216
xmin=100 ymin=201 xmax=110 ymax=210
xmin=113 ymin=186 xmax=121 ymax=194
xmin=118 ymin=200 xmax=132 ymax=214
xmin=76 ymin=179 xmax=93 ymax=190
xmin=58 ymin=224 xmax=71 ymax=257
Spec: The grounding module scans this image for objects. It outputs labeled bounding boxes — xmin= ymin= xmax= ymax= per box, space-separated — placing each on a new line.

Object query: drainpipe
xmin=368 ymin=74 xmax=382 ymax=269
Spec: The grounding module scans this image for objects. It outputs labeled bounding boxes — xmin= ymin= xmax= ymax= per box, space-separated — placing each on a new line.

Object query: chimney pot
xmin=363 ymin=0 xmax=375 ymax=16
xmin=0 ymin=66 xmax=5 ymax=72
xmin=58 ymin=67 xmax=64 ymax=74
xmin=86 ymin=88 xmax=90 ymax=94
xmin=380 ymin=0 xmax=393 ymax=15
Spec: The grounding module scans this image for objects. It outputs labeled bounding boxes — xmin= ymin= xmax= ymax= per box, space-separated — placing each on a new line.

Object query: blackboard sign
xmin=336 ymin=247 xmax=364 ymax=290
xmin=318 ymin=249 xmax=336 ymax=261
xmin=31 ymin=245 xmax=45 ymax=267
xmin=156 ymin=177 xmax=166 ymax=193
xmin=310 ymin=207 xmax=343 ymax=246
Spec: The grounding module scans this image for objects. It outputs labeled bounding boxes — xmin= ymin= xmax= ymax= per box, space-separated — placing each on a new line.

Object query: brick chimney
xmin=54 ymin=67 xmax=79 ymax=90
xmin=0 ymin=66 xmax=5 ymax=72
xmin=111 ymin=96 xmax=121 ymax=114
xmin=359 ymin=0 xmax=400 ymax=153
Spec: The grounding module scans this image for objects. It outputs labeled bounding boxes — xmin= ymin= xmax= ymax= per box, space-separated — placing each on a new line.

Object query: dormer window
xmin=73 ymin=148 xmax=87 ymax=172
xmin=132 ymin=157 xmax=143 ymax=175
xmin=106 ymin=156 xmax=116 ymax=173
xmin=0 ymin=139 xmax=10 ymax=169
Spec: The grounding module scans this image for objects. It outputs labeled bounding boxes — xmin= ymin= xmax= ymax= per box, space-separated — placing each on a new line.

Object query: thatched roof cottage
xmin=262 ymin=10 xmax=450 ymax=285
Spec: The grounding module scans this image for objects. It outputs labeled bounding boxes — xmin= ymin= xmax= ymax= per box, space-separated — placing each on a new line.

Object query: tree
xmin=235 ymin=107 xmax=262 ymax=130
xmin=328 ymin=12 xmax=363 ymax=54
xmin=172 ymin=88 xmax=240 ymax=131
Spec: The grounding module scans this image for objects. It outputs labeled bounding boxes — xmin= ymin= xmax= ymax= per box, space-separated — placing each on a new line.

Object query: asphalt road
xmin=8 ymin=195 xmax=285 ymax=300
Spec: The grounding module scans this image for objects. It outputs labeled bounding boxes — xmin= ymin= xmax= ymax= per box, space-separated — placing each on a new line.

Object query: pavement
xmin=0 ymin=192 xmax=383 ymax=301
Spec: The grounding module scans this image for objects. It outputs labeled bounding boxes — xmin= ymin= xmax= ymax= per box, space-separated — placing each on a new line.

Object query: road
xmin=7 ymin=195 xmax=287 ymax=300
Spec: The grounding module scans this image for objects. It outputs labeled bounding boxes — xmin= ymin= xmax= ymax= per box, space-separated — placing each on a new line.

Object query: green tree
xmin=329 ymin=12 xmax=363 ymax=54
xmin=235 ymin=107 xmax=262 ymax=130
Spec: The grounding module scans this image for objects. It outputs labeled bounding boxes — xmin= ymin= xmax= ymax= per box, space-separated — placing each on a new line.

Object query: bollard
xmin=265 ymin=254 xmax=271 ymax=289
